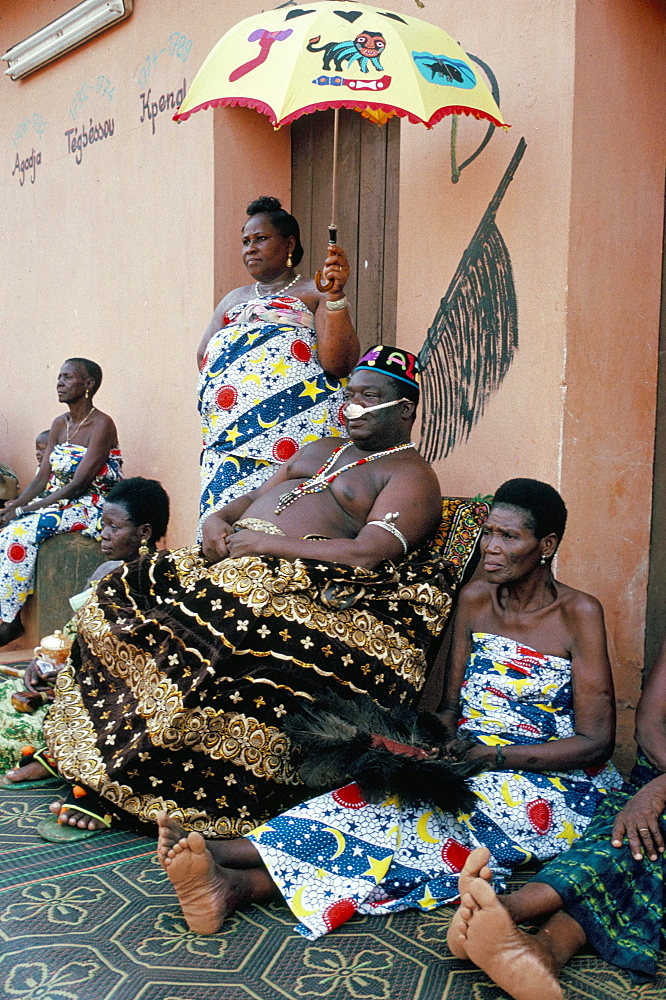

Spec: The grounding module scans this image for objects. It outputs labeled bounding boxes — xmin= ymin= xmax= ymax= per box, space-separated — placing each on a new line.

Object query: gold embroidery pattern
xmin=58 ymin=622 xmax=298 ymax=782
xmin=43 ymin=502 xmax=485 ymax=834
xmin=45 ymin=660 xmax=298 ymax=836
xmin=45 ymin=673 xmax=265 ymax=837
xmin=178 ymin=554 xmax=427 ymax=685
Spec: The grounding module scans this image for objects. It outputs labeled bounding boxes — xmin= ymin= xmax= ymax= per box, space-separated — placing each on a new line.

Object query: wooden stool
xmin=22 ymin=533 xmax=103 ymax=647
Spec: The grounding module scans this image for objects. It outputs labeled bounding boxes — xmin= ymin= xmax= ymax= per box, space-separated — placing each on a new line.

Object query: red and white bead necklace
xmin=274 ymin=440 xmax=415 ymax=514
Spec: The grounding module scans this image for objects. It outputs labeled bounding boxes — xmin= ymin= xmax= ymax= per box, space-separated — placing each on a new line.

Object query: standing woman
xmin=196 ymin=196 xmax=359 ymax=530
xmin=0 ymin=358 xmax=122 ymax=646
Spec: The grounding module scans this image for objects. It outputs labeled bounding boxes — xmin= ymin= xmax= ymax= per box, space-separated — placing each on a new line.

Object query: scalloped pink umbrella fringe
xmin=173 ymin=94 xmax=508 ymax=130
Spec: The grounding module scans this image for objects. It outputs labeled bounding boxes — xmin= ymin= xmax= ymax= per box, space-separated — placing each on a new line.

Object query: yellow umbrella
xmin=174 ymin=1 xmax=506 ymax=129
xmin=174 ymin=1 xmax=508 ymax=286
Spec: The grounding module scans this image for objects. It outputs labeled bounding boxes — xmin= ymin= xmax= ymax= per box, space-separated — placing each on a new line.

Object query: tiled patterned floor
xmin=0 ymin=784 xmax=664 ymax=1000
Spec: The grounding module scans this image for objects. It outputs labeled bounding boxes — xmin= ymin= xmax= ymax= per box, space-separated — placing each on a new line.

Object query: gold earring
xmin=139 ymin=540 xmax=150 ymax=556
xmin=85 ymin=389 xmax=89 ymax=398
xmin=286 ymin=252 xmax=293 ymax=268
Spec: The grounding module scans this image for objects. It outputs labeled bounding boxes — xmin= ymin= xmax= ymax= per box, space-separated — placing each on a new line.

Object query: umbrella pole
xmin=330 ymin=105 xmax=339 ymax=241
xmin=315 ymin=107 xmax=339 ymax=292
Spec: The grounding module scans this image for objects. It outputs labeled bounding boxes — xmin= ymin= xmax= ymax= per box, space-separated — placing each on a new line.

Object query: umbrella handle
xmin=315 ymin=226 xmax=338 ymax=293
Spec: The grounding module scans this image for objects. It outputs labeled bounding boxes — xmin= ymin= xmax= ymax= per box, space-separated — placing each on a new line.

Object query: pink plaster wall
xmin=1 ymin=0 xmax=289 ymax=549
xmin=559 ymin=0 xmax=666 ymax=765
xmin=396 ymin=0 xmax=576 ymax=495
xmin=2 ymin=1 xmax=665 ymax=765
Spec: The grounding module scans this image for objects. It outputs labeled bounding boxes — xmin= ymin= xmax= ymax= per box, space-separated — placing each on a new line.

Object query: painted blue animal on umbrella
xmin=307 ymin=32 xmax=386 ymax=73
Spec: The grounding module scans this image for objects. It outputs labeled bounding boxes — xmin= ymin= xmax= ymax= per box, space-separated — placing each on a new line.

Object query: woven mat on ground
xmin=0 ymin=784 xmax=154 ymax=892
xmin=0 ymin=785 xmax=664 ymax=1000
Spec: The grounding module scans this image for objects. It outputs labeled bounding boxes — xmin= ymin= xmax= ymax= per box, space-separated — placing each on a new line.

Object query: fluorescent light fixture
xmin=3 ymin=0 xmax=133 ymax=80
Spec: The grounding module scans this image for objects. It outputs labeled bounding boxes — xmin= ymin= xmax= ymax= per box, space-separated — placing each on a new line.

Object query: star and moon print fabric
xmin=197 ymin=295 xmax=346 ymax=526
xmin=0 ymin=443 xmax=123 ymax=622
xmin=247 ymin=633 xmax=623 ymax=940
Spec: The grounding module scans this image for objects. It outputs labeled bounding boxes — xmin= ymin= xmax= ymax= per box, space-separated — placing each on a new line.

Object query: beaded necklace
xmin=274 ymin=440 xmax=415 ymax=514
xmin=255 ymin=273 xmax=301 ymax=299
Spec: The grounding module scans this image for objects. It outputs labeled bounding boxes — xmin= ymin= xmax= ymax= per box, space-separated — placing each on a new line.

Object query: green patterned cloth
xmin=533 ymin=758 xmax=665 ymax=982
xmin=0 ymin=676 xmax=49 ymax=774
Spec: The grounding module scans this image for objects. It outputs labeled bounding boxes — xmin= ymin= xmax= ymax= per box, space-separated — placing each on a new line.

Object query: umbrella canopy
xmin=173 ymin=1 xmax=507 ymax=129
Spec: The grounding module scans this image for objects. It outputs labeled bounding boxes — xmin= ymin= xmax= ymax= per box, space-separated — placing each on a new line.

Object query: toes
xmin=188 ymin=832 xmax=207 ymax=855
xmin=463 ymin=846 xmax=491 ymax=874
xmin=460 ymin=891 xmax=480 ymax=915
xmin=468 ymin=877 xmax=498 ymax=907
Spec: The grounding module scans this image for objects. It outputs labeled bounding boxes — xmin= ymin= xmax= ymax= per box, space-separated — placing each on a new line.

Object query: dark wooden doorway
xmin=291 ymin=109 xmax=400 ymax=355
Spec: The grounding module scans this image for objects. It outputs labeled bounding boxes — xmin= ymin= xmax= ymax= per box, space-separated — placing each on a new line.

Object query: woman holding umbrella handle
xmin=196 ymin=196 xmax=359 ymax=530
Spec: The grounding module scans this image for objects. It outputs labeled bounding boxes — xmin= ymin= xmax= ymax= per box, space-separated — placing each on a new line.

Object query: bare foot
xmin=156 ymin=811 xmax=264 ymax=870
xmin=163 ymin=831 xmax=252 ymax=934
xmin=446 ymin=847 xmax=493 ymax=959
xmin=157 ymin=811 xmax=188 ymax=870
xmin=5 ymin=761 xmax=50 ymax=783
xmin=447 ymin=893 xmax=478 ymax=960
xmin=463 ymin=877 xmax=563 ymax=1000
xmin=48 ymin=798 xmax=108 ymax=831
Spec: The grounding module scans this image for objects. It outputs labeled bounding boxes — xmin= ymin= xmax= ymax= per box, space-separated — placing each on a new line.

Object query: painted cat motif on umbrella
xmin=306 ymin=32 xmax=386 ymax=73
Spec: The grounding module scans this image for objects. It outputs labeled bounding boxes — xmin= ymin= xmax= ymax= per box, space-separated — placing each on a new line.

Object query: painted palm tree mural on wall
xmin=418 ymin=137 xmax=526 ymax=462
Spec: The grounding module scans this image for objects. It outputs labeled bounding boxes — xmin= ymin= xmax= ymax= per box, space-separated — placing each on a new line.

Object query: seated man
xmin=15 ymin=347 xmax=473 ymax=838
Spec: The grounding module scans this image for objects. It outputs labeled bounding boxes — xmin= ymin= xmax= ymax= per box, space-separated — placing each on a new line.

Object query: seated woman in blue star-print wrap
xmin=0 ymin=358 xmax=122 ymax=647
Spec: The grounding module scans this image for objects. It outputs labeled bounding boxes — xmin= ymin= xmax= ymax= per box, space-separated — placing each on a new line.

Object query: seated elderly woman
xmin=2 ymin=478 xmax=169 ymax=816
xmin=447 ymin=629 xmax=666 ymax=999
xmin=0 ymin=358 xmax=122 ymax=647
xmin=1 ymin=349 xmax=483 ymax=839
xmin=154 ymin=478 xmax=624 ymax=940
